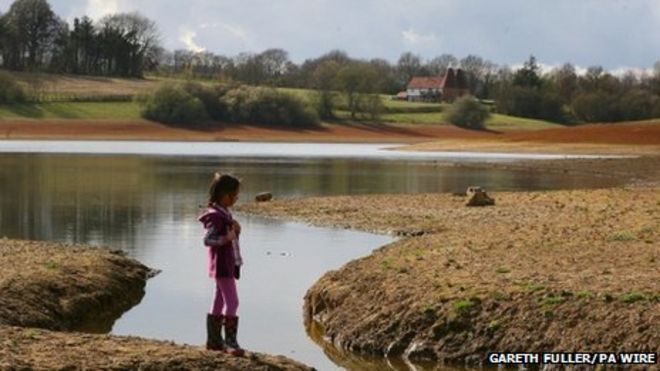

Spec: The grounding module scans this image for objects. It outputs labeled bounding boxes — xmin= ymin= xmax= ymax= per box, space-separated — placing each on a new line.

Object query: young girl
xmin=198 ymin=172 xmax=244 ymax=356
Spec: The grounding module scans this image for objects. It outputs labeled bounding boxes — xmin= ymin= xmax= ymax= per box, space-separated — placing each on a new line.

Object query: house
xmin=406 ymin=68 xmax=469 ymax=102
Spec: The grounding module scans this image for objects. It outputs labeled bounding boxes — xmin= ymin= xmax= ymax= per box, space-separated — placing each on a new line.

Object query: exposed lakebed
xmin=0 ymin=141 xmax=629 ymax=370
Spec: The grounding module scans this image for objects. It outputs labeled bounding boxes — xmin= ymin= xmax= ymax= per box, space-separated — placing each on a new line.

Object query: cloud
xmin=84 ymin=0 xmax=119 ymax=20
xmin=199 ymin=22 xmax=248 ymax=42
xmin=179 ymin=28 xmax=206 ymax=53
xmin=401 ymin=28 xmax=437 ymax=45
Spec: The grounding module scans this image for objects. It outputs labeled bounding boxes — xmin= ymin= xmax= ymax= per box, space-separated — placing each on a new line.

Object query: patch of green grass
xmin=542 ymin=296 xmax=566 ymax=305
xmin=518 ymin=281 xmax=546 ymax=292
xmin=0 ymin=101 xmax=142 ymax=120
xmin=45 ymin=260 xmax=58 ymax=270
xmin=576 ymin=290 xmax=595 ymax=298
xmin=486 ymin=113 xmax=559 ymax=130
xmin=619 ymin=291 xmax=647 ymax=303
xmin=490 ymin=291 xmax=509 ymax=301
xmin=380 ymin=258 xmax=393 ymax=271
xmin=22 ymin=329 xmax=40 ymax=339
xmin=380 ymin=111 xmax=447 ymax=124
xmin=639 ymin=226 xmax=654 ymax=234
xmin=608 ymin=230 xmax=636 ymax=242
xmin=453 ymin=299 xmax=476 ymax=313
xmin=487 ymin=320 xmax=501 ymax=331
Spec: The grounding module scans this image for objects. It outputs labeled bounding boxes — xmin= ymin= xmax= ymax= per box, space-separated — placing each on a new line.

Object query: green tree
xmin=98 ymin=12 xmax=161 ymax=77
xmin=0 ymin=11 xmax=4 ymax=63
xmin=337 ymin=62 xmax=381 ymax=119
xmin=513 ymin=55 xmax=542 ymax=89
xmin=311 ymin=60 xmax=340 ymax=119
xmin=2 ymin=0 xmax=58 ymax=70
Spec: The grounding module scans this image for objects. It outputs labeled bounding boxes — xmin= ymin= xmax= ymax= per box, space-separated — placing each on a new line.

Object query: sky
xmin=1 ymin=0 xmax=659 ymax=71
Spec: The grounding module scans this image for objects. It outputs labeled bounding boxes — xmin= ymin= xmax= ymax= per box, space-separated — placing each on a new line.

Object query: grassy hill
xmin=0 ymin=71 xmax=563 ymax=130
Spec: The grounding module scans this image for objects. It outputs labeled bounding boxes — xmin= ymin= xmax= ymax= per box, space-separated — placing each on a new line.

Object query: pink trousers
xmin=210 ymin=277 xmax=239 ymax=316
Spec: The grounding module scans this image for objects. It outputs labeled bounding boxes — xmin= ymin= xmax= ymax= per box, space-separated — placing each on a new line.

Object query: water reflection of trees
xmin=0 ymin=154 xmax=615 ymax=247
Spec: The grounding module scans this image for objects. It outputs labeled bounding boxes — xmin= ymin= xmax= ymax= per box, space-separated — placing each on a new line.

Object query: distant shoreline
xmin=0 ymin=120 xmax=659 ymax=156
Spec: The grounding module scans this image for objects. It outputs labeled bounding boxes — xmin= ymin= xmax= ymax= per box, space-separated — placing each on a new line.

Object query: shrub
xmin=181 ymin=81 xmax=232 ymax=120
xmin=140 ymin=82 xmax=319 ymax=127
xmin=140 ymin=83 xmax=207 ymax=124
xmin=358 ymin=94 xmax=385 ymax=120
xmin=313 ymin=90 xmax=337 ymax=119
xmin=220 ymin=86 xmax=318 ymax=127
xmin=447 ymin=95 xmax=491 ymax=129
xmin=0 ymin=71 xmax=26 ymax=103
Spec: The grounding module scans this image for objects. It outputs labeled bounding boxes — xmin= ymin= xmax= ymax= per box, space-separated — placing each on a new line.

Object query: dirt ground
xmin=0 ymin=239 xmax=311 ymax=370
xmin=0 ymin=120 xmax=490 ymax=143
xmin=1 ymin=120 xmax=659 ymax=150
xmin=0 ymin=326 xmax=311 ymax=370
xmin=238 ymin=168 xmax=660 ymax=365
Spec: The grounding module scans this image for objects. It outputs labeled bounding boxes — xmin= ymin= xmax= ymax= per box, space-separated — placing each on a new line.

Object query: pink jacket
xmin=198 ymin=204 xmax=241 ymax=278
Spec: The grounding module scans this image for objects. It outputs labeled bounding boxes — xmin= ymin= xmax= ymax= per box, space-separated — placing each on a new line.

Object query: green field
xmin=0 ymin=102 xmax=141 ymax=120
xmin=0 ymin=71 xmax=565 ymax=130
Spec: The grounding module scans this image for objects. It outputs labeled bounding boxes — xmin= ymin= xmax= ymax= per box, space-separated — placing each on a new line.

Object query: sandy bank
xmin=238 ymin=186 xmax=659 ymax=364
xmin=0 ymin=120 xmax=471 ymax=143
xmin=0 ymin=239 xmax=312 ymax=370
xmin=0 ymin=326 xmax=311 ymax=370
xmin=0 ymin=238 xmax=150 ymax=331
xmin=0 ymin=120 xmax=658 ymax=151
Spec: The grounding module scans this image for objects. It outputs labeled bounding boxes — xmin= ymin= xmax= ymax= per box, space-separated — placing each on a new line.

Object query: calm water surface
xmin=0 ymin=143 xmax=625 ymax=370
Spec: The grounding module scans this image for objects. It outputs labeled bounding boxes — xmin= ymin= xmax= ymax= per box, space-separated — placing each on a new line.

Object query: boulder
xmin=465 ymin=186 xmax=495 ymax=206
xmin=255 ymin=192 xmax=273 ymax=203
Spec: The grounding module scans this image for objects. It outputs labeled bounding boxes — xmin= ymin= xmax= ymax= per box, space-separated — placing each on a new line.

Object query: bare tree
xmin=258 ymin=48 xmax=289 ymax=81
xmin=397 ymin=52 xmax=423 ymax=87
xmin=551 ymin=63 xmax=578 ymax=102
xmin=312 ymin=60 xmax=340 ymax=119
xmin=426 ymin=53 xmax=457 ymax=76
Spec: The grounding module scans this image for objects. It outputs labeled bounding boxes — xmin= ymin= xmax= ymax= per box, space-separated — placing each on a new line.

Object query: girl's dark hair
xmin=208 ymin=172 xmax=241 ymax=205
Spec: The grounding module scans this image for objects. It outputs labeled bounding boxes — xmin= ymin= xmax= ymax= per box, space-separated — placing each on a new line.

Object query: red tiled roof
xmin=407 ymin=76 xmax=446 ymax=89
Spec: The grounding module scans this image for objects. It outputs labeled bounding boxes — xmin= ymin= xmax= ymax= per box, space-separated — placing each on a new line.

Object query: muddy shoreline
xmin=238 ymin=156 xmax=660 ymax=366
xmin=0 ymin=239 xmax=312 ymax=370
xmin=1 ymin=120 xmax=659 ymax=150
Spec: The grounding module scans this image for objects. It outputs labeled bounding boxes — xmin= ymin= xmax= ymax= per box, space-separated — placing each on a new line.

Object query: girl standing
xmin=198 ymin=172 xmax=244 ymax=356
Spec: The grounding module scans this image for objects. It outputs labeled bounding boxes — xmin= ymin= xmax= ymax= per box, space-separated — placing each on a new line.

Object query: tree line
xmin=154 ymin=41 xmax=660 ymax=124
xmin=0 ymin=0 xmax=160 ymax=76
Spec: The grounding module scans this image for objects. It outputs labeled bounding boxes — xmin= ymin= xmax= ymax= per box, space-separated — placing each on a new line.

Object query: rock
xmin=255 ymin=192 xmax=273 ymax=202
xmin=465 ymin=186 xmax=495 ymax=207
